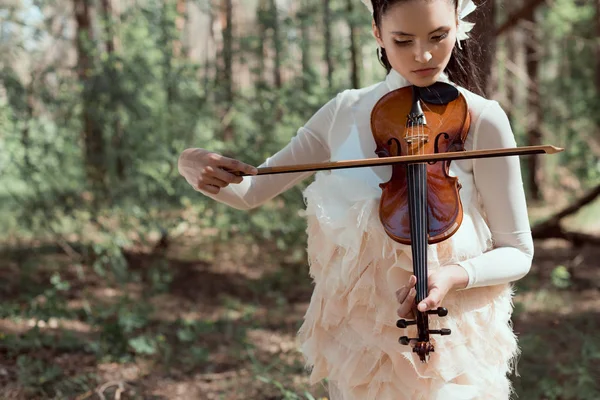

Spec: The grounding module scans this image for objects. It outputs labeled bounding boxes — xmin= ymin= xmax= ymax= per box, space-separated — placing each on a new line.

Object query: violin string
xmin=413 ymin=97 xmax=426 ymax=306
xmin=418 ymin=123 xmax=422 ymax=303
xmin=419 ymin=108 xmax=425 ymax=305
xmin=409 ymin=112 xmax=418 ymax=304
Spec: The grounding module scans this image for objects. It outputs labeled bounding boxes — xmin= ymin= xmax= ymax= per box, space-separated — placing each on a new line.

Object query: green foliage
xmin=16 ymin=355 xmax=64 ymax=397
xmin=513 ymin=322 xmax=600 ymax=400
xmin=128 ymin=334 xmax=158 ymax=355
xmin=538 ymin=1 xmax=599 ymax=185
xmin=0 ymin=0 xmax=598 ymax=398
xmin=550 ymin=265 xmax=571 ymax=289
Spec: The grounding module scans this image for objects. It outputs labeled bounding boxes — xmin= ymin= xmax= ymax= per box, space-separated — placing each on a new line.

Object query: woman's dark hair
xmin=372 ymin=0 xmax=485 ymax=96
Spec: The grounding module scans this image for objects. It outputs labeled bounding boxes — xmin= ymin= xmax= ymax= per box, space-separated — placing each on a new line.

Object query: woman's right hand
xmin=178 ymin=148 xmax=258 ymax=195
xmin=396 ymin=275 xmax=418 ymax=319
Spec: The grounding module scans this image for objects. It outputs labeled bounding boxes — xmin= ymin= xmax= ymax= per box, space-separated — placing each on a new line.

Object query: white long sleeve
xmin=197 ymin=98 xmax=337 ymax=210
xmin=187 ymin=70 xmax=533 ymax=289
xmin=456 ymin=101 xmax=534 ymax=288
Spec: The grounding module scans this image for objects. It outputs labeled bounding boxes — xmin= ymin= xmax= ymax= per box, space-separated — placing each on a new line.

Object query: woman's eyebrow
xmin=391 ymin=26 xmax=450 ymax=36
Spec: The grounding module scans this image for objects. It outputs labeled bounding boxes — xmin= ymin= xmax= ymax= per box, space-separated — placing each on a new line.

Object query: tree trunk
xmin=531 ymin=184 xmax=600 ymax=246
xmin=100 ymin=0 xmax=115 ymax=54
xmin=218 ymin=0 xmax=233 ymax=105
xmin=100 ymin=0 xmax=125 ymax=181
xmin=162 ymin=2 xmax=176 ymax=105
xmin=22 ymin=74 xmax=35 ymax=170
xmin=471 ymin=0 xmax=495 ymax=95
xmin=347 ymin=0 xmax=360 ymax=89
xmin=525 ymin=9 xmax=543 ymax=201
xmin=217 ymin=0 xmax=234 ymax=142
xmin=257 ymin=0 xmax=268 ymax=86
xmin=270 ymin=0 xmax=282 ymax=89
xmin=299 ymin=1 xmax=312 ymax=92
xmin=323 ymin=0 xmax=333 ymax=90
xmin=505 ymin=0 xmax=518 ymax=123
xmin=74 ymin=0 xmax=106 ymax=192
xmin=495 ymin=0 xmax=546 ymax=36
xmin=174 ymin=0 xmax=187 ymax=58
xmin=596 ymin=0 xmax=600 ymax=102
xmin=204 ymin=3 xmax=215 ymax=95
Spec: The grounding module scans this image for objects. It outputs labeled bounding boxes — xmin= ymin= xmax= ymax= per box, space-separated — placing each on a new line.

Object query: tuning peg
xmin=396 ymin=319 xmax=416 ymax=328
xmin=429 ymin=328 xmax=451 ymax=336
xmin=426 ymin=307 xmax=448 ymax=317
xmin=399 ymin=336 xmax=418 ymax=345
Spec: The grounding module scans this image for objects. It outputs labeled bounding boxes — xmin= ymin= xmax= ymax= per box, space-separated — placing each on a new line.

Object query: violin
xmin=236 ymin=84 xmax=563 ymax=363
xmin=371 ymin=82 xmax=468 ymax=362
xmin=372 ymin=82 xmax=470 ymax=245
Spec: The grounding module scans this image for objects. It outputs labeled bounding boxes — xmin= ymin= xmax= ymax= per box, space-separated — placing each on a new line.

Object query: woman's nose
xmin=415 ymin=47 xmax=433 ymax=63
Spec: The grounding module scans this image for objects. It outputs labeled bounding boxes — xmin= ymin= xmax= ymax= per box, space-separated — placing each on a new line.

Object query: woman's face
xmin=373 ymin=0 xmax=458 ymax=87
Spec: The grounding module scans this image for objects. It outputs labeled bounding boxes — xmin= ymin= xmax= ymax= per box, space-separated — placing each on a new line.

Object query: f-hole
xmin=387 ymin=137 xmax=402 ymax=157
xmin=428 ymin=133 xmax=450 ymax=165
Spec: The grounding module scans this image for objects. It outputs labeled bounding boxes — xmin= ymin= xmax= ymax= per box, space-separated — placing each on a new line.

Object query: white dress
xmin=180 ymin=70 xmax=534 ymax=399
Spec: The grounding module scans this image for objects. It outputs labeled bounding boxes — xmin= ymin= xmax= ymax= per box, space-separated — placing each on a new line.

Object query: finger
xmin=203 ymin=176 xmax=230 ymax=188
xmin=207 ymin=165 xmax=244 ymax=185
xmin=198 ymin=184 xmax=220 ymax=194
xmin=408 ymin=275 xmax=417 ymax=287
xmin=397 ymin=304 xmax=414 ymax=319
xmin=213 ymin=154 xmax=258 ymax=175
xmin=395 ymin=286 xmax=410 ymax=304
xmin=395 ymin=275 xmax=418 ymax=303
xmin=198 ymin=176 xmax=228 ymax=190
xmin=418 ymin=288 xmax=441 ymax=312
xmin=397 ymin=288 xmax=416 ymax=318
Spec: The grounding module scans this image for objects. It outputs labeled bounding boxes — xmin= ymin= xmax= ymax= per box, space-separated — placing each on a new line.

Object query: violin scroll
xmin=397 ymin=307 xmax=451 ymax=363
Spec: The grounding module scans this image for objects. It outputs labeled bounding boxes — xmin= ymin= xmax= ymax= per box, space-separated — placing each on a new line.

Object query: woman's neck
xmin=385 ymin=69 xmax=451 ymax=91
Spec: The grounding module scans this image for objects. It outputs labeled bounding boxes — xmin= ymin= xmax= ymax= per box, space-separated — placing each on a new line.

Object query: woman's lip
xmin=413 ymin=68 xmax=437 ymax=76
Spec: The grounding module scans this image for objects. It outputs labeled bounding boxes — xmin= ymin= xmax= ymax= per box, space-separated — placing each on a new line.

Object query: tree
xmin=299 ymin=0 xmax=314 ymax=92
xmin=471 ymin=0 xmax=496 ymax=94
xmin=74 ymin=0 xmax=106 ymax=192
xmin=596 ymin=0 xmax=600 ymax=101
xmin=525 ymin=7 xmax=543 ymax=201
xmin=99 ymin=0 xmax=125 ymax=180
xmin=270 ymin=0 xmax=282 ymax=89
xmin=217 ymin=0 xmax=234 ymax=142
xmin=174 ymin=0 xmax=188 ymax=58
xmin=323 ymin=0 xmax=333 ymax=89
xmin=347 ymin=0 xmax=361 ymax=89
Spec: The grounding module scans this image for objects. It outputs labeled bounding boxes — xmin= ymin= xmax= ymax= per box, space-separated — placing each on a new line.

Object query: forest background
xmin=0 ymin=0 xmax=599 ymax=399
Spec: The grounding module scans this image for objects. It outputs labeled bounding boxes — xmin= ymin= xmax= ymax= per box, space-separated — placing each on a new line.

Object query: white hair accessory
xmin=456 ymin=0 xmax=476 ymax=49
xmin=360 ymin=0 xmax=373 ymax=14
xmin=360 ymin=0 xmax=477 ymax=49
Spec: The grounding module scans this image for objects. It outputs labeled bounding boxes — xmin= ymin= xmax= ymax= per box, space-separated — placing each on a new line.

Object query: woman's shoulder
xmin=457 ymin=87 xmax=501 ymax=116
xmin=457 ymin=87 xmax=515 ymax=148
xmin=334 ymin=81 xmax=389 ymax=109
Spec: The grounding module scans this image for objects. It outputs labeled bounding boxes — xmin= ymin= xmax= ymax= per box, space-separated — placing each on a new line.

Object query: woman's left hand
xmin=396 ymin=265 xmax=469 ymax=317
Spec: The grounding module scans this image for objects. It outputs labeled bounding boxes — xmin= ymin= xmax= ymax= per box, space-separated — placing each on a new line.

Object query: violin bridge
xmin=404 ymin=135 xmax=429 ymax=144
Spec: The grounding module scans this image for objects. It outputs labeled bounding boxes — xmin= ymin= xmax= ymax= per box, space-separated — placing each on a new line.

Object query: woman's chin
xmin=410 ymin=73 xmax=441 ymax=87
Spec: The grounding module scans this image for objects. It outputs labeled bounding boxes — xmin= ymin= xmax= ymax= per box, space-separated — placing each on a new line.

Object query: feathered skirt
xmin=297 ymin=172 xmax=519 ymax=400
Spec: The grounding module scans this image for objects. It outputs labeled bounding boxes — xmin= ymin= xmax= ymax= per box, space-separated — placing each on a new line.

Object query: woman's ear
xmin=372 ymin=21 xmax=385 ymax=48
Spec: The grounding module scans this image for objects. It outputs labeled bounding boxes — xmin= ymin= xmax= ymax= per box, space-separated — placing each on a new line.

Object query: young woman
xmin=178 ymin=0 xmax=533 ymax=398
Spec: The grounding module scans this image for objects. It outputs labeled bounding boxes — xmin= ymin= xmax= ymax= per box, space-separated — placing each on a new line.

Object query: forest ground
xmin=0 ymin=215 xmax=599 ymax=400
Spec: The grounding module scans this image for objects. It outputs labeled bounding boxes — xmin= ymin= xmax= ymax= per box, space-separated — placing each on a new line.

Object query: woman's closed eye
xmin=394 ymin=39 xmax=412 ymax=46
xmin=432 ymin=33 xmax=448 ymax=42
xmin=394 ymin=33 xmax=448 ymax=46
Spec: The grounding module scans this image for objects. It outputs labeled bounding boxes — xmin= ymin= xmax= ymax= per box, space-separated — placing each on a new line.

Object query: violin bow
xmin=236 ymin=145 xmax=563 ymax=176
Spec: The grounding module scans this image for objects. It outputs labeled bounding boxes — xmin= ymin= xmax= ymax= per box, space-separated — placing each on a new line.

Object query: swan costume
xmin=181 ymin=69 xmax=533 ymax=399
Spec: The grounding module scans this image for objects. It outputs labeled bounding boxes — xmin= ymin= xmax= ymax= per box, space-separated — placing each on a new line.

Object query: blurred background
xmin=0 ymin=0 xmax=598 ymax=398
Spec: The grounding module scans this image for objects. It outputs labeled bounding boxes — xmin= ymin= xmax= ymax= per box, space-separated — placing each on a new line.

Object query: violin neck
xmin=406 ymin=163 xmax=429 ymax=302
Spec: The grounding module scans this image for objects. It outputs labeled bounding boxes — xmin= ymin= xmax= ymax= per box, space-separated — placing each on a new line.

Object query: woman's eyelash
xmin=394 ymin=33 xmax=448 ymax=46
